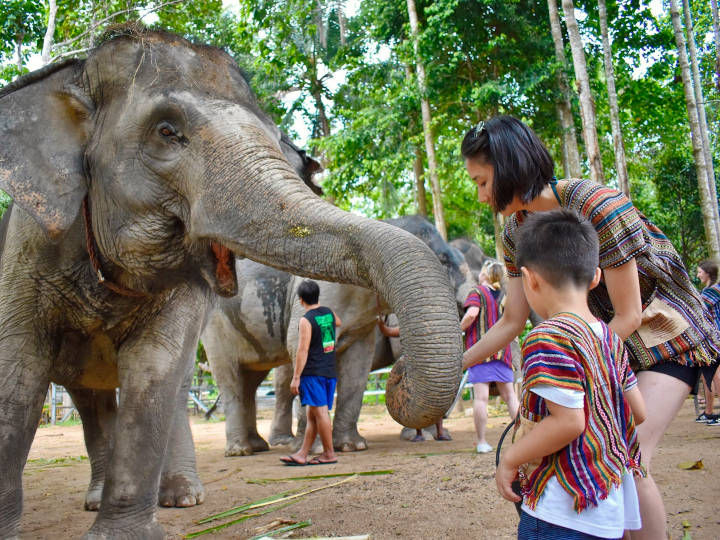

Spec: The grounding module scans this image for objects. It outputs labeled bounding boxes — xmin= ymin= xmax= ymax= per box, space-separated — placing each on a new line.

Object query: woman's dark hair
xmin=461 ymin=115 xmax=555 ymax=212
xmin=698 ymin=260 xmax=719 ymax=285
xmin=297 ymin=279 xmax=320 ymax=304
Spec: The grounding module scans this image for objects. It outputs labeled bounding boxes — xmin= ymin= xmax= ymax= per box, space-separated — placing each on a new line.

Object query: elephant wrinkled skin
xmin=201 ymin=216 xmax=475 ymax=455
xmin=0 ymin=27 xmax=462 ymax=538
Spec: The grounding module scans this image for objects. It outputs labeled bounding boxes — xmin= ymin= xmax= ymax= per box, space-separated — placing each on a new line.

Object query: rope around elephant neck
xmin=82 ymin=196 xmax=147 ymax=298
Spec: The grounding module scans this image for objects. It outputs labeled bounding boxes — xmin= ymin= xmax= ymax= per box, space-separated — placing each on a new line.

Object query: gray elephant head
xmin=0 ymin=27 xmax=461 ymax=428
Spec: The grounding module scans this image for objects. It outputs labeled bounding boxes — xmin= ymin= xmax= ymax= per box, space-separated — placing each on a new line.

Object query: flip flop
xmin=279 ymin=455 xmax=307 ymax=466
xmin=410 ymin=434 xmax=425 ymax=442
xmin=307 ymin=457 xmax=337 ymax=465
xmin=434 ymin=433 xmax=452 ymax=441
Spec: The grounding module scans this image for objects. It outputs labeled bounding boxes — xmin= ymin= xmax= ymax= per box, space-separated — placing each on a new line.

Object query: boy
xmin=496 ymin=210 xmax=647 ymax=539
xmin=280 ymin=279 xmax=341 ymax=466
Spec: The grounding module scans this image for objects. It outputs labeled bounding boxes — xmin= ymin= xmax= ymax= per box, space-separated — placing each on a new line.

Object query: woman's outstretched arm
xmin=462 ymin=277 xmax=530 ymax=369
xmin=602 ymin=259 xmax=642 ymax=341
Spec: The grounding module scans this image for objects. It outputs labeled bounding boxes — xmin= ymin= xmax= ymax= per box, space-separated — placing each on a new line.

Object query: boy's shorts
xmin=518 ymin=511 xmax=615 ymax=540
xmin=299 ymin=375 xmax=337 ymax=409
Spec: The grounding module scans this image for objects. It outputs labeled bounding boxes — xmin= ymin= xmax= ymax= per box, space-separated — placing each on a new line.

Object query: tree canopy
xmin=0 ymin=0 xmax=717 ymax=269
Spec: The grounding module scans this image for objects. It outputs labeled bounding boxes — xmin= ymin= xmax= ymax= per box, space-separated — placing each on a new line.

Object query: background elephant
xmin=0 ymin=26 xmax=462 ymax=539
xmin=201 ymin=215 xmax=475 ymax=454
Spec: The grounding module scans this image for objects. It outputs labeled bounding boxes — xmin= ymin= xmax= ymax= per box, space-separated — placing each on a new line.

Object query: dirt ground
xmin=19 ymin=397 xmax=720 ymax=539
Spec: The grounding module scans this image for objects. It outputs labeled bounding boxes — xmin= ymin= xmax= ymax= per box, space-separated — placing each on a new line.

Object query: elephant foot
xmin=333 ymin=431 xmax=368 ymax=452
xmin=224 ymin=439 xmax=254 ymax=457
xmin=268 ymin=431 xmax=295 ymax=446
xmin=84 ymin=517 xmax=165 ymax=539
xmin=159 ymin=472 xmax=205 ymax=507
xmin=248 ymin=433 xmax=270 ymax=453
xmin=84 ymin=481 xmax=103 ymax=511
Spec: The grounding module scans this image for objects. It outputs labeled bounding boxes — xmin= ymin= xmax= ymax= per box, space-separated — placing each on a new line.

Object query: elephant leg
xmin=332 ymin=336 xmax=374 ymax=452
xmin=236 ymin=367 xmax=270 ymax=454
xmin=86 ymin=289 xmax=204 ymax=539
xmin=0 ymin=355 xmax=50 ymax=538
xmin=269 ymin=363 xmax=295 ymax=446
xmin=159 ymin=366 xmax=204 ymax=508
xmin=66 ymin=388 xmax=117 ymax=512
xmin=213 ymin=359 xmax=269 ymax=457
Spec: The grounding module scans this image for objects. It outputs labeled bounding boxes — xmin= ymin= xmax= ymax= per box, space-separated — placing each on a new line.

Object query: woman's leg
xmin=496 ymin=381 xmax=519 ymax=420
xmin=630 ymin=370 xmax=690 ymax=540
xmin=472 ymin=382 xmax=490 ymax=446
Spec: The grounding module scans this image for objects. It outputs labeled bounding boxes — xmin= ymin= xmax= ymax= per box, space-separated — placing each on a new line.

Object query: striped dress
xmin=520 ymin=313 xmax=643 ymax=512
xmin=464 ymin=285 xmax=512 ymax=367
xmin=504 ymin=179 xmax=720 ymax=370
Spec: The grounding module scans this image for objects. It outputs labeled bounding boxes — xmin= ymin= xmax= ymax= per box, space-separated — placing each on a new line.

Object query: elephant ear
xmin=0 ymin=59 xmax=92 ymax=239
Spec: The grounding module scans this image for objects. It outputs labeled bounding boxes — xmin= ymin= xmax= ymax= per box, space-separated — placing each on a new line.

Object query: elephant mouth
xmin=209 ymin=242 xmax=237 ymax=297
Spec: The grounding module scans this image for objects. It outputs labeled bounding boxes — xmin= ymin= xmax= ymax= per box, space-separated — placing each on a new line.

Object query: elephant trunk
xmin=189 ymin=123 xmax=462 ymax=428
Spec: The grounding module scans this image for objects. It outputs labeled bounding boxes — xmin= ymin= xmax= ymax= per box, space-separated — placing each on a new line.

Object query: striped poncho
xmin=504 ymin=179 xmax=720 ymax=370
xmin=701 ymin=284 xmax=720 ymax=331
xmin=463 ymin=285 xmax=512 ymax=367
xmin=520 ymin=313 xmax=644 ymax=512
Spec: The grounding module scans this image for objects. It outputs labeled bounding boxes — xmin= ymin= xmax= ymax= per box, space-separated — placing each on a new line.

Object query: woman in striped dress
xmin=460 ymin=115 xmax=720 ymax=540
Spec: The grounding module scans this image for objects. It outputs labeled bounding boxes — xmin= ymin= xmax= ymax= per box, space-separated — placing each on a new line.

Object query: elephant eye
xmin=158 ymin=122 xmax=176 ymax=138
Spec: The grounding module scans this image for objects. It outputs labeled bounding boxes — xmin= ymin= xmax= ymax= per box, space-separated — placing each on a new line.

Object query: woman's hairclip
xmin=473 ymin=120 xmax=485 ymax=138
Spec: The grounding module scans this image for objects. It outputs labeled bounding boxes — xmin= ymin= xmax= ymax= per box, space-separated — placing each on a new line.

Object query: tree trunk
xmin=682 ymin=0 xmax=719 ymax=240
xmin=413 ymin=147 xmax=428 ymax=217
xmin=598 ymin=0 xmax=629 ymax=195
xmin=337 ymin=0 xmax=347 ymax=46
xmin=15 ymin=33 xmax=24 ymax=71
xmin=547 ymin=0 xmax=582 ymax=179
xmin=669 ymin=0 xmax=720 ymax=257
xmin=315 ymin=0 xmax=327 ymax=50
xmin=712 ymin=0 xmax=720 ymax=91
xmin=406 ymin=0 xmax=447 ymax=239
xmin=561 ymin=0 xmax=605 ymax=184
xmin=41 ymin=0 xmax=59 ymax=66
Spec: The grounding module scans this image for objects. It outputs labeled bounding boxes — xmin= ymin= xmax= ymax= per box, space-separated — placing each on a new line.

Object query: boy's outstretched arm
xmin=496 ymin=401 xmax=585 ymax=503
xmin=624 ymin=386 xmax=646 ymax=424
xmin=291 ymin=318 xmax=312 ymax=395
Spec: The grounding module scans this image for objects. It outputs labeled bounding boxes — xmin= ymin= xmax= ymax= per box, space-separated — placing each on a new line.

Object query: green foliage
xmin=0 ymin=189 xmax=11 ymax=219
xmin=633 ymin=146 xmax=709 ymax=271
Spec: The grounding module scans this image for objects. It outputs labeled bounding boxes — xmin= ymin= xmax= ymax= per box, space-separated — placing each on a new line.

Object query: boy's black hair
xmin=461 ymin=115 xmax=555 ymax=212
xmin=516 ymin=210 xmax=599 ymax=289
xmin=297 ymin=279 xmax=320 ymax=305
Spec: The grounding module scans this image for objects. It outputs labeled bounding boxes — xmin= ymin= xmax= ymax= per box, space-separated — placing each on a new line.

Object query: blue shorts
xmin=518 ymin=511 xmax=618 ymax=540
xmin=299 ymin=375 xmax=337 ymax=409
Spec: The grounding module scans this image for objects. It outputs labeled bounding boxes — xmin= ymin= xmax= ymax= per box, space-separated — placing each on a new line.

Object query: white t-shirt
xmin=520 ymin=322 xmax=641 ymax=538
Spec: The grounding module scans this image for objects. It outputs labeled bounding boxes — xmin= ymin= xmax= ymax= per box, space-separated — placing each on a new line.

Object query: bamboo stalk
xmin=184 ymin=501 xmax=299 ymax=539
xmin=198 ymin=475 xmax=358 ymax=524
xmin=247 ymin=520 xmax=312 ymax=540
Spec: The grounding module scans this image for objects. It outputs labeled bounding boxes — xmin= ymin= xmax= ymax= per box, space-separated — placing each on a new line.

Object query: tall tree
xmin=669 ymin=0 xmax=720 ymax=257
xmin=406 ymin=0 xmax=446 ymax=239
xmin=41 ymin=0 xmax=58 ymax=65
xmin=681 ymin=0 xmax=718 ymax=236
xmin=561 ymin=0 xmax=605 ymax=184
xmin=597 ymin=0 xmax=629 ymax=194
xmin=547 ymin=0 xmax=582 ymax=179
xmin=712 ymin=0 xmax=720 ymax=91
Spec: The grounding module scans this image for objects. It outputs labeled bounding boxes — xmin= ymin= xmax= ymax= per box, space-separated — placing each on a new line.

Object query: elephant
xmin=0 ymin=26 xmax=462 ymax=539
xmin=200 ymin=215 xmax=476 ymax=454
xmin=449 ymin=237 xmax=492 ymax=276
